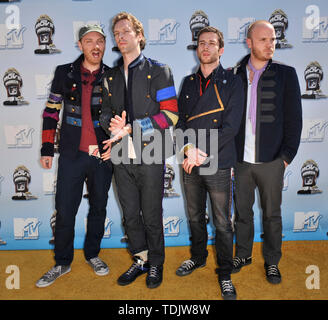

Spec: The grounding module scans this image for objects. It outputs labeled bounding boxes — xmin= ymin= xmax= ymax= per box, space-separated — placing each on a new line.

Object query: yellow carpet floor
xmin=0 ymin=240 xmax=327 ymax=300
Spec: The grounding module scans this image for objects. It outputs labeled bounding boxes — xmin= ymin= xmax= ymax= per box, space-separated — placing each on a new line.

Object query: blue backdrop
xmin=0 ymin=0 xmax=327 ymax=250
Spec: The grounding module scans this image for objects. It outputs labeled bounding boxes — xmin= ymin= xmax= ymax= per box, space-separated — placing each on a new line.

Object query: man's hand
xmin=109 ymin=110 xmax=127 ymax=135
xmin=40 ymin=156 xmax=53 ymax=169
xmin=101 ymin=124 xmax=132 ymax=161
xmin=183 ymin=147 xmax=208 ymax=174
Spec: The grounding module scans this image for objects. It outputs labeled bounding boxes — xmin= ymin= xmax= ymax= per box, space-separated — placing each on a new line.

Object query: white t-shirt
xmin=243 ymin=67 xmax=259 ymax=164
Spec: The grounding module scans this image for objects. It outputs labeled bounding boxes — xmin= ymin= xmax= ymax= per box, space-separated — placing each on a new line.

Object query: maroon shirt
xmin=79 ymin=65 xmax=98 ymax=153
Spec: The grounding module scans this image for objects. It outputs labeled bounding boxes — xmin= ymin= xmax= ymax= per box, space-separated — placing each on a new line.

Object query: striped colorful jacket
xmin=41 ymin=54 xmax=110 ymax=159
xmin=100 ymin=54 xmax=178 ymax=161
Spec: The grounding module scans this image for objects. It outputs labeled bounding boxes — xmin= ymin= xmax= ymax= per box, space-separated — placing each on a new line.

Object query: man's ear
xmin=77 ymin=40 xmax=83 ymax=52
xmin=246 ymin=38 xmax=252 ymax=50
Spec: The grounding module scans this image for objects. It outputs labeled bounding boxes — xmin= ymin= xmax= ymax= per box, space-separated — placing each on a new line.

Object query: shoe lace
xmin=232 ymin=257 xmax=241 ymax=268
xmin=89 ymin=257 xmax=105 ymax=269
xmin=221 ymin=280 xmax=234 ymax=293
xmin=126 ymin=262 xmax=141 ymax=275
xmin=148 ymin=266 xmax=159 ymax=278
xmin=44 ymin=266 xmax=60 ymax=279
xmin=267 ymin=265 xmax=279 ymax=276
xmin=182 ymin=259 xmax=196 ymax=270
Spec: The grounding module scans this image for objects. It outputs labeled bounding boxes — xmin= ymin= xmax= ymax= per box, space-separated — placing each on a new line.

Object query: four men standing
xmin=37 ymin=13 xmax=303 ymax=300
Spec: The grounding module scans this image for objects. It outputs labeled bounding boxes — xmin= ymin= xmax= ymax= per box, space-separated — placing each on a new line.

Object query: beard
xmin=251 ymin=46 xmax=274 ymax=62
xmin=198 ymin=51 xmax=219 ymax=65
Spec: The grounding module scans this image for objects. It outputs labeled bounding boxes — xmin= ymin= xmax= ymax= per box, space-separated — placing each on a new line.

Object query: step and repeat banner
xmin=0 ymin=0 xmax=327 ymax=250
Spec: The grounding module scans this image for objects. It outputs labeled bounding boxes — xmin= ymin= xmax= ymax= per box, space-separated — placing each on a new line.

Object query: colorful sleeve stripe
xmin=159 ymin=99 xmax=178 ymax=113
xmin=46 ymin=102 xmax=62 ymax=110
xmin=49 ymin=93 xmax=63 ymax=103
xmin=161 ymin=110 xmax=178 ymax=126
xmin=153 ymin=113 xmax=169 ymax=129
xmin=156 ymin=86 xmax=176 ymax=102
xmin=43 ymin=110 xmax=59 ymax=122
xmin=42 ymin=129 xmax=56 ymax=144
xmin=136 ymin=117 xmax=154 ymax=136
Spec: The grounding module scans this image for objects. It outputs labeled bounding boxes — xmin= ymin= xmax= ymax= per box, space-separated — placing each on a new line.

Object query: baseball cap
xmin=78 ymin=24 xmax=106 ymax=41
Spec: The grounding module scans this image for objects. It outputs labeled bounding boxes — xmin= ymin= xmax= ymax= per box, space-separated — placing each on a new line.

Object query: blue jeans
xmin=54 ymin=151 xmax=112 ymax=266
xmin=183 ymin=167 xmax=233 ymax=280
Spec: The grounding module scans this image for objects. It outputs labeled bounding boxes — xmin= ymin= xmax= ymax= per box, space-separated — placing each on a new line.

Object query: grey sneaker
xmin=86 ymin=257 xmax=109 ymax=276
xmin=36 ymin=265 xmax=71 ymax=288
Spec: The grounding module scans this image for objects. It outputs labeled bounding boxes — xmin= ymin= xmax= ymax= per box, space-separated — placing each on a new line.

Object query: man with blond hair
xmin=100 ymin=12 xmax=178 ymax=289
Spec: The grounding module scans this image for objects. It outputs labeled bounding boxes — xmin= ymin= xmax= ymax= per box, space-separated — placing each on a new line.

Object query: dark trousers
xmin=54 ymin=151 xmax=112 ymax=266
xmin=114 ymin=163 xmax=165 ymax=266
xmin=233 ymin=158 xmax=285 ymax=265
xmin=183 ymin=167 xmax=233 ymax=281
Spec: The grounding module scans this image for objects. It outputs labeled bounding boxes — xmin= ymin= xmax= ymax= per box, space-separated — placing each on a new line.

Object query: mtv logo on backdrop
xmin=72 ymin=21 xmax=101 ymax=43
xmin=228 ymin=17 xmax=255 ymax=43
xmin=163 ymin=216 xmax=182 ymax=237
xmin=4 ymin=125 xmax=34 ymax=147
xmin=148 ymin=19 xmax=180 ymax=45
xmin=293 ymin=212 xmax=322 ymax=232
xmin=14 ymin=218 xmax=41 ymax=240
xmin=301 ymin=119 xmax=328 ymax=142
xmin=303 ymin=17 xmax=328 ymax=42
xmin=0 ymin=24 xmax=26 ymax=49
xmin=35 ymin=74 xmax=53 ymax=99
xmin=84 ymin=217 xmax=112 ymax=238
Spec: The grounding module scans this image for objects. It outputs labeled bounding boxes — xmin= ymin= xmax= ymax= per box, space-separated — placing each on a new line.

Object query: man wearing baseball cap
xmin=36 ymin=24 xmax=113 ymax=287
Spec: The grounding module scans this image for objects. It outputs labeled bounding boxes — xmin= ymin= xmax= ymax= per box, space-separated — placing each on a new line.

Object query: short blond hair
xmin=112 ymin=12 xmax=146 ymax=50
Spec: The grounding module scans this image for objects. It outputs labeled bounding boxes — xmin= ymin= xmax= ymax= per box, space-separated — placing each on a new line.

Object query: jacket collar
xmin=70 ymin=54 xmax=106 ymax=84
xmin=235 ymin=54 xmax=272 ymax=72
xmin=118 ymin=53 xmax=145 ymax=73
xmin=196 ymin=63 xmax=226 ymax=83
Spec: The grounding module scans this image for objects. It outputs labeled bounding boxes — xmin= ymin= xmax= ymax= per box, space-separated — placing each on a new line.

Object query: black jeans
xmin=183 ymin=167 xmax=233 ymax=280
xmin=114 ymin=163 xmax=165 ymax=266
xmin=234 ymin=159 xmax=285 ymax=265
xmin=54 ymin=151 xmax=112 ymax=266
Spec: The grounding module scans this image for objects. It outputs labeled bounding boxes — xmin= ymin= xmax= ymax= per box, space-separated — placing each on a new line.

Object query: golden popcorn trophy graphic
xmin=34 ymin=15 xmax=61 ymax=54
xmin=12 ymin=165 xmax=37 ymax=200
xmin=301 ymin=61 xmax=327 ymax=99
xmin=3 ymin=68 xmax=29 ymax=106
xmin=187 ymin=10 xmax=209 ymax=50
xmin=297 ymin=160 xmax=322 ymax=194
